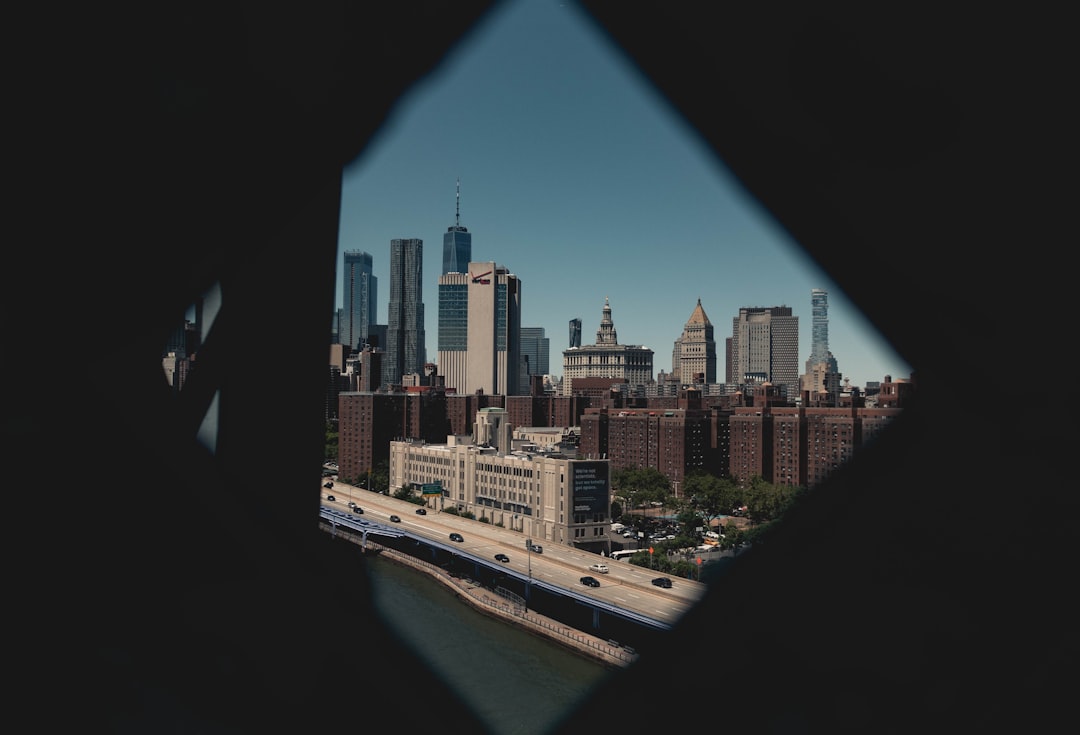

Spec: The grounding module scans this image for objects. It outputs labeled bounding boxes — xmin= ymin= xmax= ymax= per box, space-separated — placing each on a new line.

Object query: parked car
xmin=449 ymin=532 xmax=464 ymax=542
xmin=389 ymin=515 xmax=401 ymax=523
xmin=651 ymin=577 xmax=673 ymax=588
xmin=579 ymin=576 xmax=600 ymax=588
xmin=589 ymin=563 xmax=609 ymax=574
xmin=326 ymin=495 xmax=335 ymax=502
xmin=415 ymin=508 xmax=427 ymax=515
xmin=494 ymin=553 xmax=510 ymax=563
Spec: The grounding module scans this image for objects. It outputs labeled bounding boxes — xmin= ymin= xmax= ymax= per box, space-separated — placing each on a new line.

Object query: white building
xmin=561 ymin=297 xmax=654 ymax=395
xmin=389 ymin=408 xmax=612 ymax=552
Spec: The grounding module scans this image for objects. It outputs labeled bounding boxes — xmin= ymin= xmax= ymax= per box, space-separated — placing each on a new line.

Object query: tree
xmin=613 ymin=466 xmax=672 ymax=514
xmin=743 ymin=476 xmax=801 ymax=524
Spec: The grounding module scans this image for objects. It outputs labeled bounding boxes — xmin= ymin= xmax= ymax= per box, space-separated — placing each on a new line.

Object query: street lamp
xmin=525 ymin=537 xmax=532 ymax=612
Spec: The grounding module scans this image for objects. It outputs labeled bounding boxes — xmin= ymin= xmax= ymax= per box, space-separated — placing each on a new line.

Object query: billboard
xmin=570 ymin=461 xmax=609 ymax=515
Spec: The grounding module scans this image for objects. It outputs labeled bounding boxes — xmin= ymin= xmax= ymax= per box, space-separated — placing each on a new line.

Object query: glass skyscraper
xmin=809 ymin=288 xmax=830 ymax=364
xmin=438 ymin=180 xmax=472 ymax=392
xmin=441 ymin=180 xmax=471 ymax=276
xmin=383 ymin=238 xmax=425 ymax=388
xmin=342 ymin=250 xmax=377 ymax=351
xmin=804 ymin=287 xmax=839 ymax=398
xmin=568 ymin=318 xmax=582 ymax=349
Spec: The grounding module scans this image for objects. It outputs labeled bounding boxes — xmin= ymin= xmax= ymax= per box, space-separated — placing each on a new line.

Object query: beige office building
xmin=389 ymin=408 xmax=612 ymax=552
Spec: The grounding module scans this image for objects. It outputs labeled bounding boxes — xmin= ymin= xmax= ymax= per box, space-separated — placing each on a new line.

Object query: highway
xmin=318 ymin=479 xmax=707 ymax=628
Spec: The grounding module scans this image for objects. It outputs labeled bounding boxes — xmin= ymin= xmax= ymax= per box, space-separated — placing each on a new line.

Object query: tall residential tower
xmin=383 ymin=238 xmax=425 ymax=388
xmin=342 ymin=250 xmax=377 ymax=351
xmin=803 ymin=287 xmax=840 ymax=400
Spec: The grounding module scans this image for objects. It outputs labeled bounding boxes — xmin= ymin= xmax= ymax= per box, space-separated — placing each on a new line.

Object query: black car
xmin=415 ymin=507 xmax=427 ymax=515
xmin=579 ymin=576 xmax=600 ymax=588
xmin=494 ymin=553 xmax=510 ymax=563
xmin=351 ymin=506 xmax=363 ymax=514
xmin=326 ymin=494 xmax=335 ymax=502
xmin=651 ymin=577 xmax=673 ymax=588
xmin=449 ymin=532 xmax=464 ymax=542
xmin=323 ymin=481 xmax=333 ymax=489
xmin=389 ymin=515 xmax=401 ymax=523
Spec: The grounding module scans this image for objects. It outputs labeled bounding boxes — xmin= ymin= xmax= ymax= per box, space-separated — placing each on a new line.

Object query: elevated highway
xmin=317 ymin=483 xmax=708 ymax=635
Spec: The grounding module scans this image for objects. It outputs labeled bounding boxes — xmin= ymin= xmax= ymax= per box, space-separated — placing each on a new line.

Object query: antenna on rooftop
xmin=455 ymin=178 xmax=461 ymax=228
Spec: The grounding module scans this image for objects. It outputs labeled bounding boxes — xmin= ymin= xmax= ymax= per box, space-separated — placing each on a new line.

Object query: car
xmin=529 ymin=544 xmax=542 ymax=554
xmin=588 ymin=563 xmax=609 ymax=574
xmin=494 ymin=553 xmax=510 ymax=563
xmin=622 ymin=531 xmax=634 ymax=538
xmin=323 ymin=481 xmax=333 ymax=488
xmin=389 ymin=514 xmax=401 ymax=523
xmin=579 ymin=576 xmax=600 ymax=588
xmin=651 ymin=577 xmax=673 ymax=588
xmin=415 ymin=508 xmax=427 ymax=515
xmin=449 ymin=532 xmax=464 ymax=542
xmin=326 ymin=494 xmax=335 ymax=502
xmin=351 ymin=506 xmax=363 ymax=514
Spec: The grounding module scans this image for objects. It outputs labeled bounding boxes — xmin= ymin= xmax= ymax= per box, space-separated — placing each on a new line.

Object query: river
xmin=366 ymin=552 xmax=614 ymax=735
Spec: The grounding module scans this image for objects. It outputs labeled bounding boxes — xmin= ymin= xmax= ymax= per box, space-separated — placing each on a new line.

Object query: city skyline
xmin=335 ymin=0 xmax=911 ymax=388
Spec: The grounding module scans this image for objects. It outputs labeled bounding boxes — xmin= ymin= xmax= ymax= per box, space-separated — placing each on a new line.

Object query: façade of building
xmin=561 ymin=297 xmax=654 ymax=396
xmin=578 ymin=381 xmax=910 ymax=496
xmin=389 ymin=407 xmax=613 ymax=554
xmin=338 ymin=385 xmax=594 ymax=485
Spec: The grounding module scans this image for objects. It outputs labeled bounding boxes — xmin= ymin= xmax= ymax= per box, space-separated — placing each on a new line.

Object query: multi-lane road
xmin=318 ymin=481 xmax=707 ymax=628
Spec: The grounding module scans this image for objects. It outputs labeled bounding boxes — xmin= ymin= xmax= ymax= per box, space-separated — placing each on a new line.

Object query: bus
xmin=609 ymin=550 xmax=639 ymax=561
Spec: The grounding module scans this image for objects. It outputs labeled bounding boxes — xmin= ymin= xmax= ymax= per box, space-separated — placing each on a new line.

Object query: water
xmin=366 ymin=553 xmax=612 ymax=735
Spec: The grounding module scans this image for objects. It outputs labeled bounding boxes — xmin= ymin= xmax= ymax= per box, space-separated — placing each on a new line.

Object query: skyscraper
xmin=519 ymin=326 xmax=550 ymax=384
xmin=569 ymin=318 xmax=582 ymax=349
xmin=730 ymin=305 xmax=799 ymax=399
xmin=441 ymin=179 xmax=471 ymax=275
xmin=809 ymin=288 xmax=833 ymax=366
xmin=437 ymin=181 xmax=472 ymax=393
xmin=342 ymin=250 xmax=377 ymax=351
xmin=671 ymin=298 xmax=716 ymax=384
xmin=803 ymin=288 xmax=840 ymax=399
xmin=464 ymin=261 xmax=521 ymax=396
xmin=383 ymin=238 xmax=425 ymax=388
xmin=437 ymin=271 xmax=469 ymax=393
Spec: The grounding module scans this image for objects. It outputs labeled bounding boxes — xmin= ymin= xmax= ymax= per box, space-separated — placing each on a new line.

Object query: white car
xmin=588 ymin=563 xmax=609 ymax=574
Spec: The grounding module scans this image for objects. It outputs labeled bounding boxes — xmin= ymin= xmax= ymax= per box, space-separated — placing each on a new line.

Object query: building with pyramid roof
xmin=671 ymin=298 xmax=717 ymax=385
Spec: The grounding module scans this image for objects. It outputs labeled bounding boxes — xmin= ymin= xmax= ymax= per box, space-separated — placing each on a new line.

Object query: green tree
xmin=743 ymin=476 xmax=801 ymax=524
xmin=368 ymin=459 xmax=389 ymax=495
xmin=613 ymin=466 xmax=672 ymax=513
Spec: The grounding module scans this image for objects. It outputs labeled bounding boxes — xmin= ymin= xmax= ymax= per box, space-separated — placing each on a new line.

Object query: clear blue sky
xmin=336 ymin=0 xmax=911 ymax=389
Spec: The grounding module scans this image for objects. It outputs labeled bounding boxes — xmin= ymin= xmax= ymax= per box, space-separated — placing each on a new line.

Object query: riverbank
xmin=326 ymin=525 xmax=636 ymax=669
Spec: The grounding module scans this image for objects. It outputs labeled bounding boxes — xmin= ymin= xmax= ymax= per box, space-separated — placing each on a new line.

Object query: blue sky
xmin=336 ymin=0 xmax=911 ymax=389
